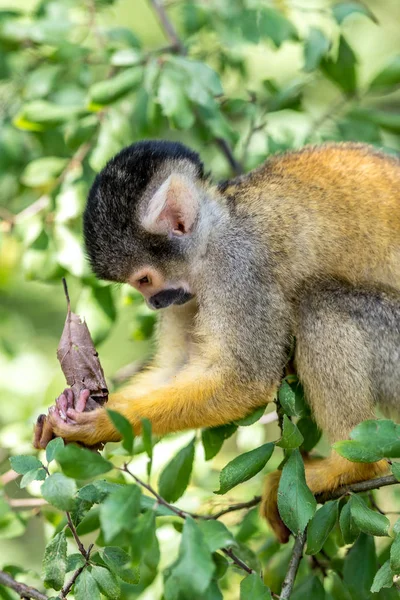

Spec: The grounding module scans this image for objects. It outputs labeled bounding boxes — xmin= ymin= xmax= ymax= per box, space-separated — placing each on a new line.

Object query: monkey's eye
xmin=137 ymin=275 xmax=151 ymax=285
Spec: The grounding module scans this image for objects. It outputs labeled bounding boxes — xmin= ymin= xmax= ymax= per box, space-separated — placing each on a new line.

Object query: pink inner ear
xmin=143 ymin=174 xmax=199 ymax=235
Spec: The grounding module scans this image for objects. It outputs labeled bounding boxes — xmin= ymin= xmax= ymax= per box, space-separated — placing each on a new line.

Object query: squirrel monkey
xmin=34 ymin=140 xmax=400 ymax=542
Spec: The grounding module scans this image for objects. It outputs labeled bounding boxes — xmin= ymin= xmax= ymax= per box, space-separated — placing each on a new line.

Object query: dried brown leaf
xmin=57 ymin=279 xmax=108 ymax=409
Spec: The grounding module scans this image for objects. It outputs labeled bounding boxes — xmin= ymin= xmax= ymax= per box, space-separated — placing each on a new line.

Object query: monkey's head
xmin=84 ymin=140 xmax=211 ymax=310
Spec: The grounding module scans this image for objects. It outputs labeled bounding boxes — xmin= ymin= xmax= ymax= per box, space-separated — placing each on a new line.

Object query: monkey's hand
xmin=33 ymin=389 xmax=120 ymax=449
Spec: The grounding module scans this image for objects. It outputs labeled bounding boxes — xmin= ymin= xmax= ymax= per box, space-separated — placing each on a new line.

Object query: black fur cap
xmin=83 ymin=140 xmax=204 ymax=281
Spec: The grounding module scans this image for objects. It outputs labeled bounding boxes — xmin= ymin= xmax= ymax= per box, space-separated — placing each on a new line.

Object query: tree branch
xmin=280 ymin=531 xmax=307 ymax=600
xmin=315 ymin=474 xmax=398 ymax=502
xmin=0 ymin=570 xmax=48 ymax=600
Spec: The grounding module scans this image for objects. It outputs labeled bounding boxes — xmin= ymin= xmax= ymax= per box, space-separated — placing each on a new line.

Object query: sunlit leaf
xmin=43 ymin=532 xmax=67 ymax=590
xmin=306 ymin=500 xmax=339 ymax=555
xmin=215 ymin=443 xmax=274 ymax=494
xmin=278 ymin=449 xmax=316 ymax=535
xmin=158 ymin=438 xmax=195 ymax=502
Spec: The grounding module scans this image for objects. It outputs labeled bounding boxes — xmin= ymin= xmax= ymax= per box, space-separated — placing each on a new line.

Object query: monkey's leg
xmin=262 ymin=281 xmax=399 ymax=542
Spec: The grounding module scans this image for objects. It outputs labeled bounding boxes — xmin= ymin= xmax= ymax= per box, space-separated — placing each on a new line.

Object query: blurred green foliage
xmin=1 ymin=0 xmax=400 ymax=598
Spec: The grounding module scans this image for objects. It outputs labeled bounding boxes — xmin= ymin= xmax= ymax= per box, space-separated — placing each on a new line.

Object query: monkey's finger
xmin=56 ymin=393 xmax=68 ymax=421
xmin=33 ymin=414 xmax=46 ymax=449
xmin=65 ymin=388 xmax=74 ymax=410
xmin=75 ymin=389 xmax=91 ymax=413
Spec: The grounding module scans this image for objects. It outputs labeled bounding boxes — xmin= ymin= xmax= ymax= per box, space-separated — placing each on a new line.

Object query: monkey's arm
xmin=46 ymin=361 xmax=274 ymax=447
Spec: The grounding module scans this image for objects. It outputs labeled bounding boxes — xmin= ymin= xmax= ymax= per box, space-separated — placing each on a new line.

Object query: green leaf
xmin=158 ymin=438 xmax=195 ymax=502
xmin=343 ymin=534 xmax=377 ymax=598
xmin=142 ymin=418 xmax=153 ymax=476
xmin=278 ymin=449 xmax=317 ymax=535
xmin=157 ymin=67 xmax=195 ymax=129
xmin=46 ymin=438 xmax=64 ymax=463
xmin=339 ymin=501 xmax=360 ymax=544
xmin=370 ymin=55 xmax=400 ymax=90
xmin=349 ymin=495 xmax=390 ymax=536
xmin=41 ymin=473 xmax=77 ymax=511
xmin=66 ymin=554 xmax=85 ymax=572
xmin=167 ymin=517 xmax=215 ymax=596
xmin=10 ymin=455 xmax=42 ymax=474
xmin=15 ymin=100 xmax=86 ymax=129
xmin=291 ymin=575 xmax=325 ymax=600
xmin=297 ymin=417 xmax=322 ymax=452
xmin=21 ymin=157 xmax=68 ymax=188
xmin=371 ymin=559 xmax=394 ymax=593
xmin=390 ymin=534 xmax=400 ymax=574
xmin=332 ymin=2 xmax=377 ymax=24
xmin=89 ymin=67 xmax=143 ymax=106
xmin=141 ymin=418 xmax=153 ymax=459
xmin=74 ymin=569 xmax=100 ymax=600
xmin=240 ymin=573 xmax=272 ymax=599
xmin=197 ymin=520 xmax=237 ymax=553
xmin=215 ymin=442 xmax=274 ymax=495
xmin=276 ymin=415 xmax=304 ymax=449
xmin=202 ymin=424 xmax=237 ymax=461
xmin=306 ymin=500 xmax=339 ymax=555
xmin=131 ymin=510 xmax=159 ymax=575
xmin=240 ymin=8 xmax=297 ymax=48
xmin=304 ymin=28 xmax=330 ymax=72
xmin=100 ymin=484 xmax=141 ymax=542
xmin=55 ymin=444 xmax=113 ymax=479
xmin=391 ymin=462 xmax=400 ymax=481
xmin=107 ymin=410 xmax=134 ymax=454
xmin=20 ymin=467 xmax=47 ymax=488
xmin=234 ymin=405 xmax=266 ymax=426
xmin=102 ymin=547 xmax=139 ymax=584
xmin=278 ymin=380 xmax=308 ymax=417
xmin=64 ymin=115 xmax=99 ymax=151
xmin=43 ymin=532 xmax=67 ymax=590
xmin=321 ymin=35 xmax=357 ymax=95
xmin=334 ymin=419 xmax=400 ymax=462
xmin=91 ymin=566 xmax=120 ymax=600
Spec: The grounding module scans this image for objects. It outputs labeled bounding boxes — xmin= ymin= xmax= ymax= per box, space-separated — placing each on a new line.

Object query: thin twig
xmin=148 ymin=0 xmax=186 ymax=54
xmin=280 ymin=531 xmax=307 ymax=599
xmin=60 ymin=565 xmax=85 ymax=599
xmin=221 ymin=547 xmax=254 ymax=574
xmin=192 ymin=496 xmax=261 ymax=520
xmin=315 ymin=474 xmax=398 ymax=503
xmin=62 ymin=277 xmax=71 ymax=312
xmin=0 ymin=570 xmax=47 ymax=600
xmin=122 ymin=464 xmax=256 ymax=576
xmin=66 ymin=512 xmax=88 ymax=559
xmin=60 ymin=544 xmax=93 ymax=599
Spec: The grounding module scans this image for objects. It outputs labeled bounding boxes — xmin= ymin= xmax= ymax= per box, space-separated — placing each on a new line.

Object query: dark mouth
xmin=149 ymin=289 xmax=194 ymax=310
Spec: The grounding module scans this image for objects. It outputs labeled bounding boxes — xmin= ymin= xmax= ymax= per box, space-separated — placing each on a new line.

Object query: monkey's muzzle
xmin=148 ymin=289 xmax=194 ymax=310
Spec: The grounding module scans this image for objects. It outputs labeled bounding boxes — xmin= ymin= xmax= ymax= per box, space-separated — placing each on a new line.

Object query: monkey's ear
xmin=141 ymin=174 xmax=200 ymax=236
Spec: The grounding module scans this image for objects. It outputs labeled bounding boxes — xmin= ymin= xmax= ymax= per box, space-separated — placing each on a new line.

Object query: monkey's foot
xmin=261 ymin=455 xmax=389 ymax=543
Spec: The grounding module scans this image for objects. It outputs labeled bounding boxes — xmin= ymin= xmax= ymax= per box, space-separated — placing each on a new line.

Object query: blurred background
xmin=0 ymin=0 xmax=400 ymax=597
